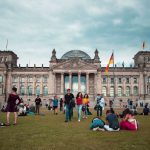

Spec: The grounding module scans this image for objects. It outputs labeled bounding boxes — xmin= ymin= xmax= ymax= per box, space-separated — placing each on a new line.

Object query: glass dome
xmin=61 ymin=50 xmax=91 ymax=60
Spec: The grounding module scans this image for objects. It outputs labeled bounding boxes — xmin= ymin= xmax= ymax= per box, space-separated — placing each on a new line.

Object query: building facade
xmin=0 ymin=49 xmax=150 ymax=107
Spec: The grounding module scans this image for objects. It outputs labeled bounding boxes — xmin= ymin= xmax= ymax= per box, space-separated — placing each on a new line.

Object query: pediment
xmin=52 ymin=59 xmax=98 ymax=71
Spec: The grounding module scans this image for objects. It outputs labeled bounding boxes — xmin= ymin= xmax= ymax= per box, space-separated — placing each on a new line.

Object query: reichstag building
xmin=0 ymin=49 xmax=150 ymax=107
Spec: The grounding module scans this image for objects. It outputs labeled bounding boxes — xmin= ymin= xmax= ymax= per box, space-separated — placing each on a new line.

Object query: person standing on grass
xmin=64 ymin=89 xmax=74 ymax=122
xmin=95 ymin=94 xmax=105 ymax=117
xmin=52 ymin=95 xmax=59 ymax=115
xmin=60 ymin=98 xmax=63 ymax=111
xmin=82 ymin=94 xmax=89 ymax=118
xmin=76 ymin=92 xmax=83 ymax=122
xmin=6 ymin=87 xmax=21 ymax=126
xmin=35 ymin=95 xmax=41 ymax=115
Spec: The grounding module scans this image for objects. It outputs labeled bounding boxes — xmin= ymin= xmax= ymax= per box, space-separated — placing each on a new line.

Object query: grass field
xmin=0 ymin=108 xmax=150 ymax=150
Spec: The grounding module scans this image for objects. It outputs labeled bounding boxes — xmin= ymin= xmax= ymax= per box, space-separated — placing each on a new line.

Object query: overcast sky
xmin=0 ymin=0 xmax=150 ymax=67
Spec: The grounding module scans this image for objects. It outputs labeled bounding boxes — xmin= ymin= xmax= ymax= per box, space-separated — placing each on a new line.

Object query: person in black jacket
xmin=143 ymin=104 xmax=149 ymax=115
xmin=64 ymin=89 xmax=74 ymax=122
xmin=35 ymin=95 xmax=41 ymax=115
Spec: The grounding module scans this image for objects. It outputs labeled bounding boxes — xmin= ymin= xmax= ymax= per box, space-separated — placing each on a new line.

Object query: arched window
xmin=28 ymin=85 xmax=32 ymax=96
xmin=0 ymin=75 xmax=3 ymax=83
xmin=126 ymin=86 xmax=130 ymax=96
xmin=118 ymin=86 xmax=123 ymax=96
xmin=110 ymin=86 xmax=114 ymax=97
xmin=36 ymin=86 xmax=40 ymax=95
xmin=102 ymin=86 xmax=107 ymax=96
xmin=20 ymin=86 xmax=25 ymax=95
xmin=133 ymin=86 xmax=138 ymax=95
xmin=43 ymin=86 xmax=48 ymax=96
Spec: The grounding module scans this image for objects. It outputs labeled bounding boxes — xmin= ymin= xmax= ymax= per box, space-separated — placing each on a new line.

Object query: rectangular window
xmin=20 ymin=77 xmax=25 ymax=83
xmin=0 ymin=75 xmax=3 ymax=83
xmin=36 ymin=77 xmax=41 ymax=83
xmin=111 ymin=78 xmax=114 ymax=84
xmin=103 ymin=77 xmax=107 ymax=84
xmin=134 ymin=78 xmax=138 ymax=84
xmin=12 ymin=76 xmax=18 ymax=83
xmin=126 ymin=78 xmax=129 ymax=84
xmin=43 ymin=77 xmax=48 ymax=83
xmin=0 ymin=87 xmax=3 ymax=95
xmin=28 ymin=77 xmax=33 ymax=82
xmin=118 ymin=78 xmax=122 ymax=84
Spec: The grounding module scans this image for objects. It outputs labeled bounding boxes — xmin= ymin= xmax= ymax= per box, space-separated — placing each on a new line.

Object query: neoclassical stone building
xmin=0 ymin=49 xmax=150 ymax=107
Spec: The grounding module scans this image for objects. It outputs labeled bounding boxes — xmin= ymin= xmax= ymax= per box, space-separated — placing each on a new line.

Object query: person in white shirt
xmin=95 ymin=94 xmax=105 ymax=117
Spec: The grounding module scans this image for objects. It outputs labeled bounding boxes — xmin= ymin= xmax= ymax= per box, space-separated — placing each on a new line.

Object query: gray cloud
xmin=0 ymin=0 xmax=150 ymax=67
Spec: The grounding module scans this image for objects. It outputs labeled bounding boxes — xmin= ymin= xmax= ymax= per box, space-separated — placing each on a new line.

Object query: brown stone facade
xmin=0 ymin=50 xmax=150 ymax=107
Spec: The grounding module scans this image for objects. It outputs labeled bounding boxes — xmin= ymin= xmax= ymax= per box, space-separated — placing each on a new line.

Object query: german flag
xmin=105 ymin=53 xmax=114 ymax=75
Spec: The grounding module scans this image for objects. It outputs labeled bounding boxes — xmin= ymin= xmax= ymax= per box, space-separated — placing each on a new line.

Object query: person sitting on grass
xmin=90 ymin=117 xmax=105 ymax=131
xmin=143 ymin=104 xmax=149 ymax=116
xmin=104 ymin=108 xmax=120 ymax=131
xmin=120 ymin=108 xmax=138 ymax=131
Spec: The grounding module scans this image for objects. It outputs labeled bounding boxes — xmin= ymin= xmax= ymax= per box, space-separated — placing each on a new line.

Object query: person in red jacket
xmin=6 ymin=87 xmax=21 ymax=126
xmin=76 ymin=92 xmax=83 ymax=122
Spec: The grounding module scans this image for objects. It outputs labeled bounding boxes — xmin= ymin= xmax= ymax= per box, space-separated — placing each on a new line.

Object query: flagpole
xmin=6 ymin=39 xmax=8 ymax=50
xmin=113 ymin=50 xmax=115 ymax=108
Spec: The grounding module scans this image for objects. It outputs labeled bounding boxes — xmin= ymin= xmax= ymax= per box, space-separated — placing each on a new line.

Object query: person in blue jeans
xmin=76 ymin=92 xmax=83 ymax=122
xmin=95 ymin=94 xmax=105 ymax=117
xmin=64 ymin=89 xmax=74 ymax=122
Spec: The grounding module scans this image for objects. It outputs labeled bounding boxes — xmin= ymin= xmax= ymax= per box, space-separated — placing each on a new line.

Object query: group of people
xmin=0 ymin=86 xmax=149 ymax=129
xmin=90 ymin=108 xmax=138 ymax=131
xmin=64 ymin=89 xmax=91 ymax=122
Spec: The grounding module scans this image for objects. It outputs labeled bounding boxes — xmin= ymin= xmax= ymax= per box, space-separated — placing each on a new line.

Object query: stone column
xmin=48 ymin=71 xmax=54 ymax=96
xmin=33 ymin=76 xmax=36 ymax=95
xmin=40 ymin=76 xmax=43 ymax=95
xmin=130 ymin=77 xmax=133 ymax=95
xmin=17 ymin=76 xmax=20 ymax=94
xmin=144 ymin=75 xmax=148 ymax=95
xmin=69 ymin=72 xmax=72 ymax=90
xmin=25 ymin=76 xmax=28 ymax=96
xmin=86 ymin=73 xmax=89 ymax=94
xmin=107 ymin=77 xmax=110 ymax=96
xmin=123 ymin=77 xmax=126 ymax=95
xmin=61 ymin=73 xmax=64 ymax=94
xmin=78 ymin=72 xmax=81 ymax=92
xmin=114 ymin=77 xmax=118 ymax=97
xmin=94 ymin=73 xmax=97 ymax=96
xmin=139 ymin=72 xmax=144 ymax=96
xmin=96 ymin=72 xmax=101 ymax=94
xmin=53 ymin=73 xmax=56 ymax=94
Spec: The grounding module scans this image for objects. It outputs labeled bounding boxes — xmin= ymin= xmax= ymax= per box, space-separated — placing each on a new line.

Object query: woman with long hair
xmin=82 ymin=94 xmax=89 ymax=118
xmin=6 ymin=87 xmax=21 ymax=125
xmin=76 ymin=92 xmax=83 ymax=122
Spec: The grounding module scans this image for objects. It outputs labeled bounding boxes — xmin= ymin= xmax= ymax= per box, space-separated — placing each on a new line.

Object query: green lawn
xmin=0 ymin=108 xmax=150 ymax=150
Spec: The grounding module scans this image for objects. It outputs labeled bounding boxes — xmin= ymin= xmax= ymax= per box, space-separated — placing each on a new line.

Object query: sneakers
xmin=78 ymin=119 xmax=80 ymax=122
